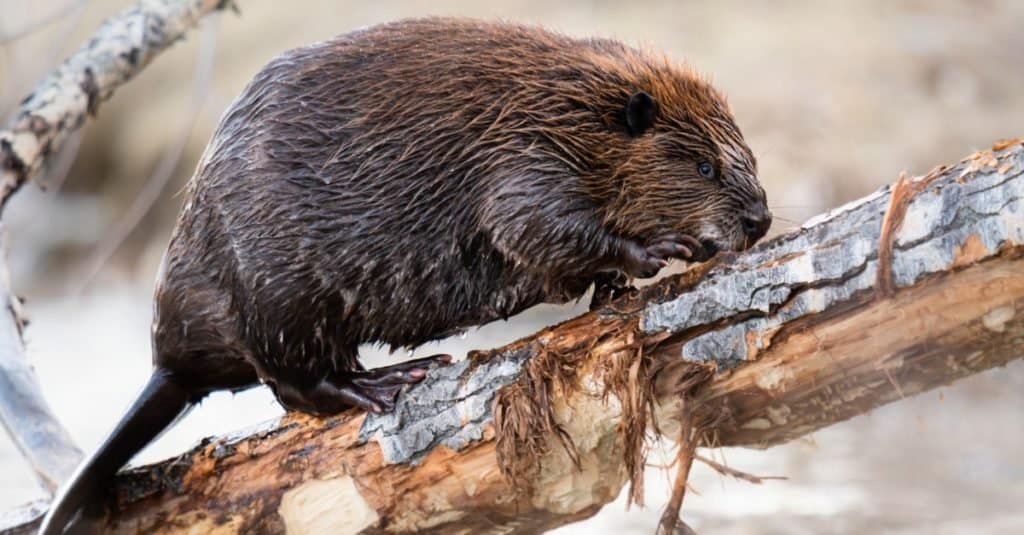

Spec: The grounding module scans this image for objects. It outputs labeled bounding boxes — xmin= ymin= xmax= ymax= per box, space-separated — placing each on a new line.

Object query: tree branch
xmin=0 ymin=0 xmax=235 ymax=498
xmin=3 ymin=139 xmax=1020 ymax=534
xmin=0 ymin=229 xmax=81 ymax=493
xmin=0 ymin=0 xmax=234 ymax=209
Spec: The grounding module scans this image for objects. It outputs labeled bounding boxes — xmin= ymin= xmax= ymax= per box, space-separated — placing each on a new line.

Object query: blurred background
xmin=2 ymin=0 xmax=1023 ymax=533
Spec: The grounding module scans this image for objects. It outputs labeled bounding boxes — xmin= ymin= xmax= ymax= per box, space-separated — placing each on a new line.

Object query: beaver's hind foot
xmin=274 ymin=354 xmax=452 ymax=414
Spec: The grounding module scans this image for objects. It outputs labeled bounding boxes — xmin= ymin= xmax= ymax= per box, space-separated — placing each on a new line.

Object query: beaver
xmin=41 ymin=17 xmax=770 ymax=533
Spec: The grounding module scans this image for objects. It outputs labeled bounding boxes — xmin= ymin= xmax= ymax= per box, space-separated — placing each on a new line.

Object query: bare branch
xmin=0 ymin=227 xmax=82 ymax=493
xmin=0 ymin=0 xmax=235 ymax=501
xmin=75 ymin=16 xmax=220 ymax=291
xmin=0 ymin=0 xmax=235 ymax=210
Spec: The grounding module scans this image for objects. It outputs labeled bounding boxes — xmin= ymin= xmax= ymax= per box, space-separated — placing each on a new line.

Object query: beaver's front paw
xmin=620 ymin=233 xmax=701 ymax=279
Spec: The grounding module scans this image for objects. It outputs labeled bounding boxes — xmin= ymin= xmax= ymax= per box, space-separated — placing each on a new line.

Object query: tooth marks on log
xmin=278 ymin=476 xmax=379 ymax=535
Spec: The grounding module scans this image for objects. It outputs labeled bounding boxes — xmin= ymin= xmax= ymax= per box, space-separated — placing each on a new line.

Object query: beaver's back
xmin=156 ymin=17 xmax=735 ymax=386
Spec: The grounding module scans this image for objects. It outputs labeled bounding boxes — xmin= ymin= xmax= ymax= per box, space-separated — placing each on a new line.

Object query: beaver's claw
xmin=620 ymin=233 xmax=702 ymax=279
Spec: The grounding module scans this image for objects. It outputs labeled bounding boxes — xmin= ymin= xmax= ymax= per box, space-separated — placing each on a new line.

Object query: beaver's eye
xmin=697 ymin=161 xmax=715 ymax=179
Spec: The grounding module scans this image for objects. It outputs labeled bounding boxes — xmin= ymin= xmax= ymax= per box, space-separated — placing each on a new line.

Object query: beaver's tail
xmin=39 ymin=369 xmax=193 ymax=534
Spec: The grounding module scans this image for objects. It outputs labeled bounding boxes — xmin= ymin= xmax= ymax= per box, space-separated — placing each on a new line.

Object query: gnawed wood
xmin=3 ymin=139 xmax=1020 ymax=534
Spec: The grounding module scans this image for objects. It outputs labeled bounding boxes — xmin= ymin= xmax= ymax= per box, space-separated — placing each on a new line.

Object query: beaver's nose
xmin=740 ymin=206 xmax=772 ymax=243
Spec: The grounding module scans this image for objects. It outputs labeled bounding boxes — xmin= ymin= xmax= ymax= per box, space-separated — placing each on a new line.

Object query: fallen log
xmin=3 ymin=138 xmax=1020 ymax=534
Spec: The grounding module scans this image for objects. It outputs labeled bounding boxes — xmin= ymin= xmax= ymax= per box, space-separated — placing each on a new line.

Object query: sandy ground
xmin=2 ymin=0 xmax=1024 ymax=533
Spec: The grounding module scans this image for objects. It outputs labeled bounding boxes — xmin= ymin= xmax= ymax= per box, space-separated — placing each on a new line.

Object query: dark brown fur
xmin=156 ymin=17 xmax=766 ymax=393
xmin=42 ymin=18 xmax=769 ymax=533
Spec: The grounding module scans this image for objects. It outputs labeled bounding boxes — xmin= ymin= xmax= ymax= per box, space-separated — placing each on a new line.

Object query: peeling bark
xmin=3 ymin=139 xmax=1021 ymax=534
xmin=0 ymin=0 xmax=234 ymax=500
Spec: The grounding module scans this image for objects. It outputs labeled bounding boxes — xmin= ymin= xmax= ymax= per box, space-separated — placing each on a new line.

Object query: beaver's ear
xmin=625 ymin=91 xmax=658 ymax=137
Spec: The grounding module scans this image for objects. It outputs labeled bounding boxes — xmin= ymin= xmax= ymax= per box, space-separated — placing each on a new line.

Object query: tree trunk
xmin=3 ymin=138 xmax=1021 ymax=534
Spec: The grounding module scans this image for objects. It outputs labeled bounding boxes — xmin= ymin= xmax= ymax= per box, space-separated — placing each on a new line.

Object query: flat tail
xmin=39 ymin=369 xmax=192 ymax=534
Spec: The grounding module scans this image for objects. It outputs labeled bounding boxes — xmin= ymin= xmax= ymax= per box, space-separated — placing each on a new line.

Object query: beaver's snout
xmin=739 ymin=205 xmax=772 ymax=245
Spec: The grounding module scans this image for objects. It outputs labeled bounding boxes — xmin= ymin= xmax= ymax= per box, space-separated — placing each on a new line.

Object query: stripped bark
xmin=0 ymin=0 xmax=235 ymax=497
xmin=3 ymin=139 xmax=1021 ymax=534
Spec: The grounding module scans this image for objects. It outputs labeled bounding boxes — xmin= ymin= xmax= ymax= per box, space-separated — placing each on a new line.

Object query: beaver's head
xmin=572 ymin=52 xmax=771 ymax=259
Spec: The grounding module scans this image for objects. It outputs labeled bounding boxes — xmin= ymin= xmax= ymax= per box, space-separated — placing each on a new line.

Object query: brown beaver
xmin=41 ymin=17 xmax=770 ymax=533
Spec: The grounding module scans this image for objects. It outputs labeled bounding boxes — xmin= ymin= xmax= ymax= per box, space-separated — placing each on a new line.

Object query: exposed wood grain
xmin=4 ymin=139 xmax=1020 ymax=534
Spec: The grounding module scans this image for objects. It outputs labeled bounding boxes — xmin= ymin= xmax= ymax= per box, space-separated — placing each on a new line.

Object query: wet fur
xmin=156 ymin=18 xmax=765 ymax=397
